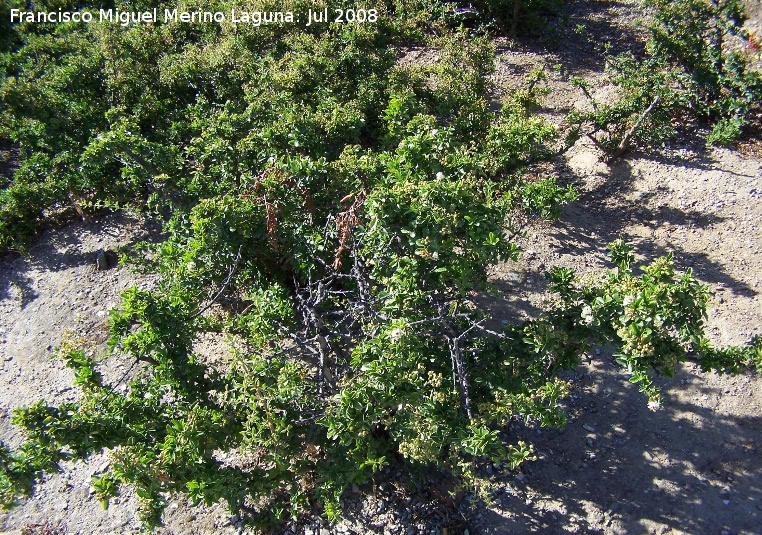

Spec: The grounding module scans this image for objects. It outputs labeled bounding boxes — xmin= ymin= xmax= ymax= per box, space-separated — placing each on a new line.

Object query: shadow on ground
xmin=484 ymin=357 xmax=761 ymax=535
xmin=0 ymin=213 xmax=162 ymax=307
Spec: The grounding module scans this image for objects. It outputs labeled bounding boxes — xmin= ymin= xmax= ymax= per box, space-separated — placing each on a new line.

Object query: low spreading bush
xmin=1 ymin=0 xmax=760 ymax=531
xmin=567 ymin=0 xmax=762 ymax=155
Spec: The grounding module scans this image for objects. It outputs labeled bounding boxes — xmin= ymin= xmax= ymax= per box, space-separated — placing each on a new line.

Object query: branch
xmin=612 ymin=94 xmax=661 ymax=158
xmin=190 ymin=246 xmax=242 ymax=319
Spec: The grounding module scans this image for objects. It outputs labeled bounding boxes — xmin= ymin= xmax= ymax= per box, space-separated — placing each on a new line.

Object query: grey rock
xmin=96 ymin=249 xmax=110 ymax=270
xmin=96 ymin=460 xmax=111 ymax=474
xmin=504 ymin=271 xmax=523 ymax=283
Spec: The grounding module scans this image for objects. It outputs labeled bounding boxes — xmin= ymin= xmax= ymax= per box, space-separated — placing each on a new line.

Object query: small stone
xmin=96 ymin=249 xmax=110 ymax=270
xmin=505 ymin=271 xmax=522 ymax=283
xmin=320 ymin=529 xmax=330 ymax=535
xmin=96 ymin=461 xmax=111 ymax=474
xmin=583 ymin=424 xmax=596 ymax=433
xmin=723 ymin=500 xmax=731 ymax=506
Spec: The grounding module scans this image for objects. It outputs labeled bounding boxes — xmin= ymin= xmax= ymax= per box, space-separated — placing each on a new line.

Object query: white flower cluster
xmin=581 ymin=304 xmax=594 ymax=325
xmin=389 ymin=328 xmax=404 ymax=342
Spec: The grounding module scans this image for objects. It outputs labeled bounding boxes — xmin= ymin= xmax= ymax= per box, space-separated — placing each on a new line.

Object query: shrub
xmin=1 ymin=1 xmax=759 ymax=531
xmin=567 ymin=0 xmax=762 ymax=155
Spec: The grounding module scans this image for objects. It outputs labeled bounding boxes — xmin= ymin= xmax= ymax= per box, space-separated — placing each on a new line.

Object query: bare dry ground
xmin=1 ymin=1 xmax=761 ymax=534
xmin=476 ymin=141 xmax=762 ymax=535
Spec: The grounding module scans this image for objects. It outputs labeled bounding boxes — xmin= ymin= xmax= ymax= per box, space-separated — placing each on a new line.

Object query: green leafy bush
xmin=0 ymin=0 xmax=759 ymax=531
xmin=567 ymin=0 xmax=762 ymax=155
xmin=565 ymin=54 xmax=683 ymax=156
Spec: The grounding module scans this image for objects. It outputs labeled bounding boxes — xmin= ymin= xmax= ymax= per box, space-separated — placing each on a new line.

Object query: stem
xmin=612 ymin=94 xmax=661 ymax=158
xmin=511 ymin=0 xmax=522 ymax=39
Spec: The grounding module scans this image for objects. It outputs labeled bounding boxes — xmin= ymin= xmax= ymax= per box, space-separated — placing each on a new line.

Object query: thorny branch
xmin=191 ymin=245 xmax=243 ymax=319
xmin=241 ymin=228 xmax=507 ymax=419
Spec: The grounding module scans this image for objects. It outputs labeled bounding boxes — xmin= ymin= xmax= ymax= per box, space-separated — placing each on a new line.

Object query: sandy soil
xmin=1 ymin=1 xmax=761 ymax=534
xmin=476 ymin=141 xmax=762 ymax=535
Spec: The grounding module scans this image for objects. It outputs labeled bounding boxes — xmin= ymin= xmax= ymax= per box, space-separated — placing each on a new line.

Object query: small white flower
xmin=430 ymin=128 xmax=439 ymax=136
xmin=623 ymin=295 xmax=634 ymax=307
xmin=389 ymin=328 xmax=404 ymax=341
xmin=581 ymin=304 xmax=594 ymax=325
xmin=431 ymin=251 xmax=439 ymax=261
xmin=435 ymin=171 xmax=445 ymax=180
xmin=647 ymin=399 xmax=661 ymax=412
